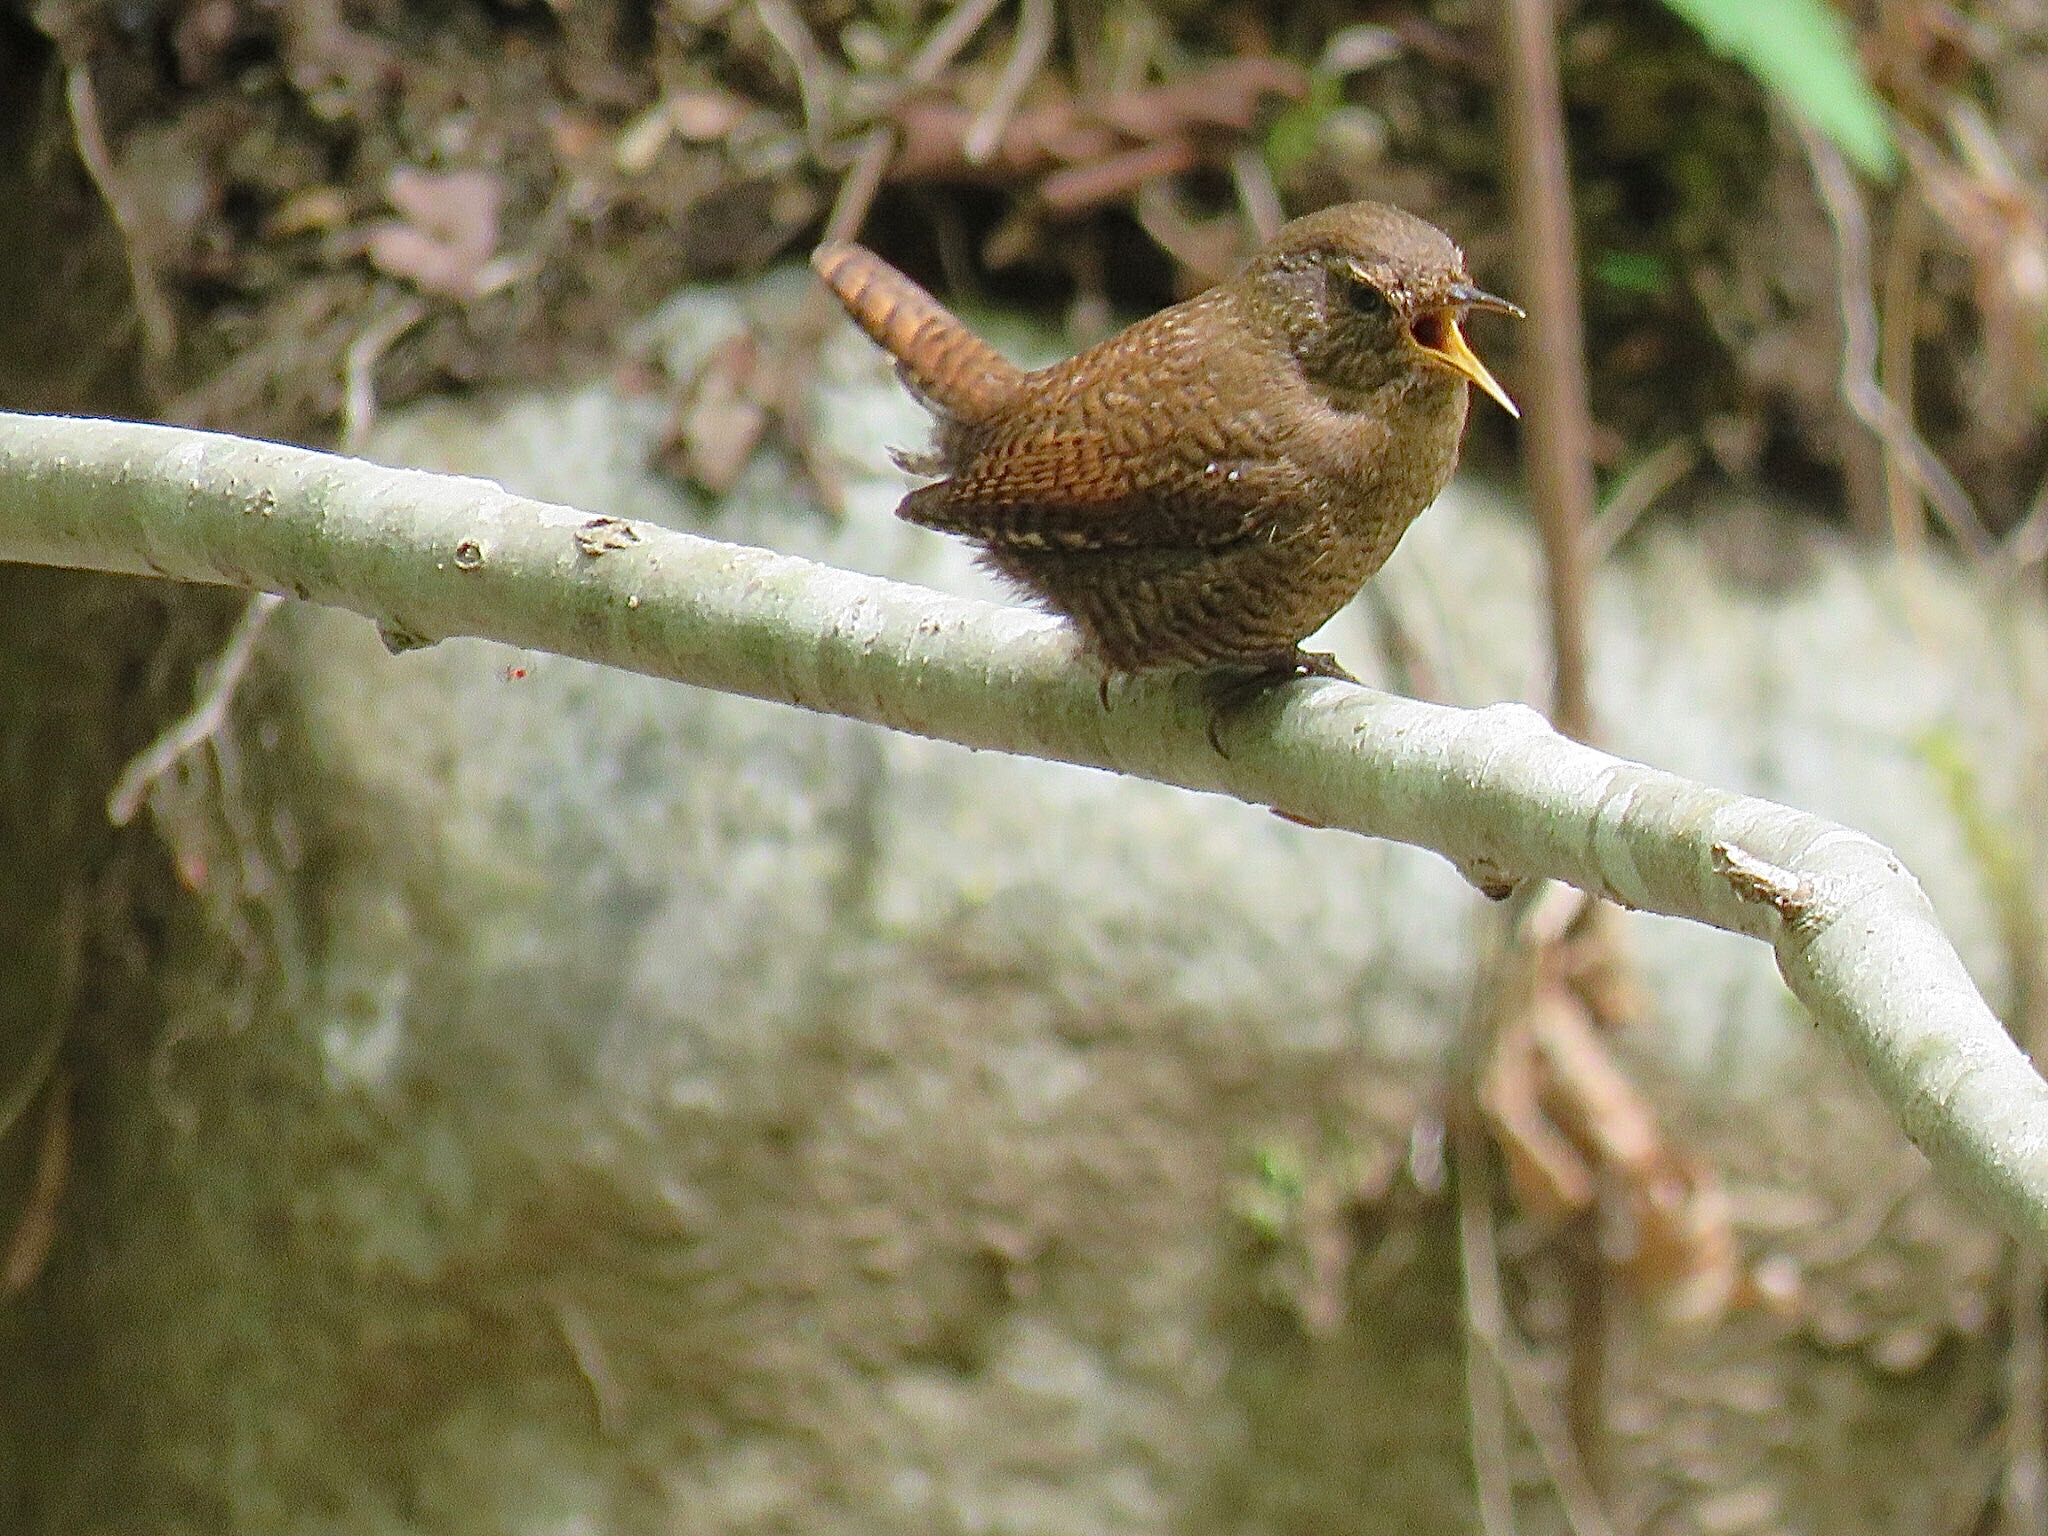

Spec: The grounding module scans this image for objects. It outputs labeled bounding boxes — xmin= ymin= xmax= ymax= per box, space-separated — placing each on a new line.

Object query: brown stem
xmin=1878 ymin=192 xmax=1927 ymax=552
xmin=1496 ymin=0 xmax=1598 ymax=744
xmin=1494 ymin=0 xmax=1607 ymax=1486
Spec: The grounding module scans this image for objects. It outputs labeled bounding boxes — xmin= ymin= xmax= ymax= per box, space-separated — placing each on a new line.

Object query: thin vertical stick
xmin=1457 ymin=1104 xmax=1521 ymax=1536
xmin=1495 ymin=0 xmax=1598 ymax=743
xmin=1492 ymin=0 xmax=1607 ymax=1487
xmin=1877 ymin=194 xmax=1927 ymax=553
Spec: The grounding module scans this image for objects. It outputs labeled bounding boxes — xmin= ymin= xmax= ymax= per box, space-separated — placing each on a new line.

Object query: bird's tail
xmin=811 ymin=243 xmax=1022 ymax=425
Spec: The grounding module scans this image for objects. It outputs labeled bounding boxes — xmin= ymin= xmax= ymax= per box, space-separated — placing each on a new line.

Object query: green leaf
xmin=1593 ymin=249 xmax=1673 ymax=297
xmin=1658 ymin=0 xmax=1896 ymax=180
xmin=1263 ymin=72 xmax=1343 ymax=180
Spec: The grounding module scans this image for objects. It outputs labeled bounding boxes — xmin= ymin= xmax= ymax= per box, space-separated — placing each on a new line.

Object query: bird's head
xmin=1233 ymin=200 xmax=1523 ymax=417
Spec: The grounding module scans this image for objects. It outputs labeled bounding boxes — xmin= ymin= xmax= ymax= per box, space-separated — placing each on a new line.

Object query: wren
xmin=812 ymin=201 xmax=1521 ymax=679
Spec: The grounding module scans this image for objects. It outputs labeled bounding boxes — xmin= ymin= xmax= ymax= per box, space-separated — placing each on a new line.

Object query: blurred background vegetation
xmin=3 ymin=0 xmax=2043 ymax=542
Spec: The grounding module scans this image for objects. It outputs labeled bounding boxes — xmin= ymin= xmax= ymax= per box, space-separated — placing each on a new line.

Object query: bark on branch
xmin=3 ymin=410 xmax=2045 ymax=1247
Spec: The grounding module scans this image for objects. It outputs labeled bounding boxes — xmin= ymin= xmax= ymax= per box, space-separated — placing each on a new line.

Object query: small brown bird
xmin=812 ymin=201 xmax=1521 ymax=680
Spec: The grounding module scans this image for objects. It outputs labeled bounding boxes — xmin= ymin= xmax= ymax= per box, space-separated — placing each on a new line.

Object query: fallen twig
xmin=105 ymin=588 xmax=284 ymax=828
xmin=963 ymin=0 xmax=1055 ymax=165
xmin=888 ymin=57 xmax=1307 ymax=206
xmin=1802 ymin=125 xmax=1994 ymax=562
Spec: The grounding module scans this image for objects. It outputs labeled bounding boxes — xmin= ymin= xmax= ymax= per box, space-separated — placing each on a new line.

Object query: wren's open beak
xmin=1409 ymin=283 xmax=1524 ymax=418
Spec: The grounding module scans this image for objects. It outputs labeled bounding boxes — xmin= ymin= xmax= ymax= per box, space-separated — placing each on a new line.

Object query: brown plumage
xmin=813 ymin=202 xmax=1521 ymax=677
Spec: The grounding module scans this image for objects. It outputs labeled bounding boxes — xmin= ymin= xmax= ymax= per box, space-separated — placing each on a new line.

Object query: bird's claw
xmin=1204 ymin=650 xmax=1358 ymax=755
xmin=1290 ymin=650 xmax=1359 ymax=684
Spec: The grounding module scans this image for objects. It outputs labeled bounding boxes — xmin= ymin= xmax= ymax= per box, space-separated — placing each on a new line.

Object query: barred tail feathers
xmin=811 ymin=243 xmax=1022 ymax=424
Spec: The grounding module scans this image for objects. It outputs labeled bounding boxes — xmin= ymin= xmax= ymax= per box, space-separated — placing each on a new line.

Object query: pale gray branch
xmin=3 ymin=410 xmax=2047 ymax=1247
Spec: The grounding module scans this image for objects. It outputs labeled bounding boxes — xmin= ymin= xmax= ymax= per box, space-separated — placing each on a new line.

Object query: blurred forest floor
xmin=5 ymin=0 xmax=2047 ymax=546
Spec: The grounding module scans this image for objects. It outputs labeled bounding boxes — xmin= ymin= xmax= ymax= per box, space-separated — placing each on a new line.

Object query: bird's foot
xmin=1204 ymin=649 xmax=1359 ymax=754
xmin=1288 ymin=650 xmax=1359 ymax=684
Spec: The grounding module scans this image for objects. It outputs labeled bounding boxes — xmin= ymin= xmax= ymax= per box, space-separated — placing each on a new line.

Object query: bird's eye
xmin=1341 ymin=270 xmax=1389 ymax=318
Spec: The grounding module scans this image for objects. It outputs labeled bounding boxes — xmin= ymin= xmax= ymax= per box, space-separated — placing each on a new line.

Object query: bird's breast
xmin=1307 ymin=375 xmax=1467 ymax=516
